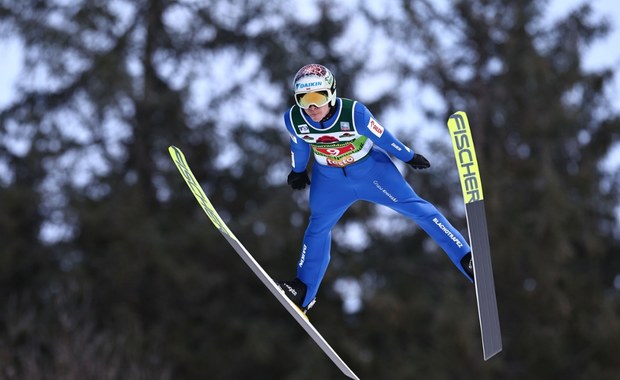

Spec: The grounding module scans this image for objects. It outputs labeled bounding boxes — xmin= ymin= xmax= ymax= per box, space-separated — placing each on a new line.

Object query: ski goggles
xmin=295 ymin=90 xmax=332 ymax=109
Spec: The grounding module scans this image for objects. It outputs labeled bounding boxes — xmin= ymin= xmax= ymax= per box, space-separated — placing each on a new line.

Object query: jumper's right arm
xmin=284 ymin=111 xmax=311 ymax=172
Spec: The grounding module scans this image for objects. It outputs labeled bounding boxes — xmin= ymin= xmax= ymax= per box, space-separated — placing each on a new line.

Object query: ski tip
xmin=450 ymin=110 xmax=467 ymax=118
xmin=168 ymin=145 xmax=184 ymax=160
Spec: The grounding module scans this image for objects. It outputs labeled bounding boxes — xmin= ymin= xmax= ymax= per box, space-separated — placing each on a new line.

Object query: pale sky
xmin=1 ymin=1 xmax=619 ymax=107
xmin=0 ymin=1 xmax=618 ymax=166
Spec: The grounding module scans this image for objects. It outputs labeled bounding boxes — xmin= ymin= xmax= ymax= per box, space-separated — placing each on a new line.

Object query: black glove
xmin=407 ymin=153 xmax=431 ymax=169
xmin=287 ymin=170 xmax=310 ymax=190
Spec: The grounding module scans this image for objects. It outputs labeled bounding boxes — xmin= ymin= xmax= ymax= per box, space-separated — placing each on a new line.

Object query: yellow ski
xmin=168 ymin=145 xmax=359 ymax=379
xmin=447 ymin=112 xmax=502 ymax=360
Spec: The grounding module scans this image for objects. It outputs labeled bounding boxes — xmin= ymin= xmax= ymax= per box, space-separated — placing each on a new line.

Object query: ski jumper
xmin=284 ymin=98 xmax=471 ymax=307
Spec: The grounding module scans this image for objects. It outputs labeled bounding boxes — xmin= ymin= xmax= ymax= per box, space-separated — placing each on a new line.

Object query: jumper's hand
xmin=407 ymin=153 xmax=431 ymax=169
xmin=287 ymin=170 xmax=311 ymax=190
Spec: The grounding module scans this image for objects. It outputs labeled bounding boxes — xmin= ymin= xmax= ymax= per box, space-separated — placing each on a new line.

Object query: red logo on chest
xmin=316 ymin=135 xmax=339 ymax=143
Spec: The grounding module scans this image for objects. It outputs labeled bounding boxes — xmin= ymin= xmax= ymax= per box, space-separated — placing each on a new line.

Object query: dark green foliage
xmin=0 ymin=0 xmax=618 ymax=379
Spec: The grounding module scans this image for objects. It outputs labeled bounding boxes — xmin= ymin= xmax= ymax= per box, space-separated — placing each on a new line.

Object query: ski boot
xmin=275 ymin=278 xmax=316 ymax=313
xmin=461 ymin=252 xmax=474 ymax=282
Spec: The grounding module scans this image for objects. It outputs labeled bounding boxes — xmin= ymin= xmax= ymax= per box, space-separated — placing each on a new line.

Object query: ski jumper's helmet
xmin=293 ymin=64 xmax=337 ymax=109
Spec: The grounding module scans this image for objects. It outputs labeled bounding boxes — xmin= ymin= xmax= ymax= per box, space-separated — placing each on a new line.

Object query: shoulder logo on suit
xmin=368 ymin=118 xmax=384 ymax=138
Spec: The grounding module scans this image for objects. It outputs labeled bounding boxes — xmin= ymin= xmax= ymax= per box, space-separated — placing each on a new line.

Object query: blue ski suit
xmin=284 ymin=98 xmax=471 ymax=307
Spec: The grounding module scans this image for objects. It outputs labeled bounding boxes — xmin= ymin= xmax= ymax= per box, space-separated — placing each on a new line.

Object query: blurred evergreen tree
xmin=0 ymin=0 xmax=618 ymax=379
xmin=418 ymin=1 xmax=620 ymax=378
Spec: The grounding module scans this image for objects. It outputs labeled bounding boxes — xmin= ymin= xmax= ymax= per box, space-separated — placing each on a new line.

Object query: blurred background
xmin=1 ymin=0 xmax=619 ymax=379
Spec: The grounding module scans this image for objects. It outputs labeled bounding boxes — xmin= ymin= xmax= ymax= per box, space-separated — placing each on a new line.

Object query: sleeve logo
xmin=368 ymin=119 xmax=384 ymax=138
